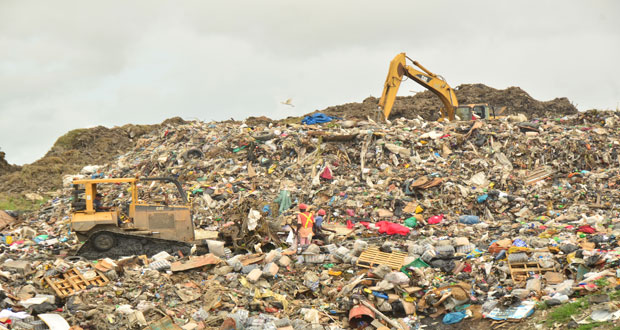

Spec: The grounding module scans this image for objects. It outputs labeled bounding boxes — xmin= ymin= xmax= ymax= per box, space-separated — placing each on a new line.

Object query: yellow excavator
xmin=378 ymin=53 xmax=501 ymax=121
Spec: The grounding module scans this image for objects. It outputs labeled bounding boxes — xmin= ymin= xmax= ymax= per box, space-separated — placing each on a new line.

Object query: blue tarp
xmin=301 ymin=113 xmax=338 ymax=125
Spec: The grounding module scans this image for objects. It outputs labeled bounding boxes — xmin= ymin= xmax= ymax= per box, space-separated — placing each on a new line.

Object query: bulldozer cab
xmin=455 ymin=104 xmax=495 ymax=120
xmin=71 ymin=177 xmax=194 ymax=243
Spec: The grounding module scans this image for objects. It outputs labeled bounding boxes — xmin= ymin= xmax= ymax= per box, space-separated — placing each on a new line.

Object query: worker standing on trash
xmin=296 ymin=203 xmax=315 ymax=248
xmin=313 ymin=209 xmax=335 ymax=243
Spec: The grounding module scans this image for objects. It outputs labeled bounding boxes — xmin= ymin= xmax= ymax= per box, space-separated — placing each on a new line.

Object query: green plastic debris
xmin=400 ymin=258 xmax=430 ymax=277
xmin=404 ymin=217 xmax=417 ymax=228
xmin=233 ymin=145 xmax=247 ymax=153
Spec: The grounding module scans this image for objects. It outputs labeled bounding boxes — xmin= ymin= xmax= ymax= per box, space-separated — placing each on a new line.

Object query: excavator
xmin=378 ymin=53 xmax=501 ymax=121
xmin=70 ymin=177 xmax=207 ymax=259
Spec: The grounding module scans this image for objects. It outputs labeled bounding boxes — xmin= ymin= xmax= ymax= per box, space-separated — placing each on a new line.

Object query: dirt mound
xmin=0 ymin=152 xmax=19 ymax=176
xmin=245 ymin=116 xmax=274 ymax=126
xmin=0 ymin=117 xmax=186 ymax=194
xmin=314 ymin=83 xmax=578 ymax=121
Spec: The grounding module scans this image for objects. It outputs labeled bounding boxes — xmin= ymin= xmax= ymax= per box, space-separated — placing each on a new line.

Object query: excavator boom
xmin=378 ymin=53 xmax=458 ymax=121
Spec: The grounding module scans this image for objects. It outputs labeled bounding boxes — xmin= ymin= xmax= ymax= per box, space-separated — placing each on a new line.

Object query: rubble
xmin=3 ymin=106 xmax=620 ymax=329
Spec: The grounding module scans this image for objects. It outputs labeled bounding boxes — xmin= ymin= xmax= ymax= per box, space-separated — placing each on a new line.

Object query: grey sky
xmin=1 ymin=1 xmax=618 ymax=165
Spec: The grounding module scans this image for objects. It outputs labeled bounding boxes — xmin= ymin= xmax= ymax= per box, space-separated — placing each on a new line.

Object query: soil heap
xmin=314 ymin=83 xmax=577 ymax=121
xmin=0 ymin=117 xmax=185 ymax=195
xmin=0 ymin=151 xmax=19 ymax=176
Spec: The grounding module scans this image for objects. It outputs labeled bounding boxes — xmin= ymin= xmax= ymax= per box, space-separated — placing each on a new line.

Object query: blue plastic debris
xmin=301 ymin=113 xmax=338 ymax=125
xmin=443 ymin=311 xmax=466 ymax=324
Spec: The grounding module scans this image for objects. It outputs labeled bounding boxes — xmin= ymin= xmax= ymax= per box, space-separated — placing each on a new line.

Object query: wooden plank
xmin=524 ymin=166 xmax=554 ymax=185
xmin=44 ymin=277 xmax=64 ymax=297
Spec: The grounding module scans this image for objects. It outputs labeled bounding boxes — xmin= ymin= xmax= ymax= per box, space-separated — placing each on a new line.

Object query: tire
xmin=91 ymin=232 xmax=116 ymax=252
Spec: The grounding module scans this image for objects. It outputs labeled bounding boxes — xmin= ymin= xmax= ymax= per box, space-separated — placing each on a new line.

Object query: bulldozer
xmin=70 ymin=177 xmax=207 ymax=259
xmin=378 ymin=52 xmax=505 ymax=121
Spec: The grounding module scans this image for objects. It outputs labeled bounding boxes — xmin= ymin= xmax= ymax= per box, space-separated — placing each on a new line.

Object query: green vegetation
xmin=546 ymin=298 xmax=589 ymax=327
xmin=536 ymin=301 xmax=549 ymax=310
xmin=0 ymin=193 xmax=48 ymax=211
xmin=609 ymin=290 xmax=620 ymax=301
xmin=575 ymin=321 xmax=612 ymax=330
xmin=594 ymin=278 xmax=610 ymax=288
xmin=54 ymin=128 xmax=88 ymax=149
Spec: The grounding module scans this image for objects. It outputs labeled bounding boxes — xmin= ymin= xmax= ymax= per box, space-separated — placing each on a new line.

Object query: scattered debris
xmin=3 ymin=103 xmax=620 ymax=329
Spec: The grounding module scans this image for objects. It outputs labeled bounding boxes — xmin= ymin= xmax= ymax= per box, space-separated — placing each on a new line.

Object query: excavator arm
xmin=378 ymin=53 xmax=459 ymax=121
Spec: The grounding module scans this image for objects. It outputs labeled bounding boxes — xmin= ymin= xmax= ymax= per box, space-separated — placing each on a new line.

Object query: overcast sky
xmin=1 ymin=1 xmax=618 ymax=165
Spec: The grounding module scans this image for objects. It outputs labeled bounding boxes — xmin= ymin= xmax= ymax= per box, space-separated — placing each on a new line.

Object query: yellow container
xmin=5 ymin=236 xmax=13 ymax=245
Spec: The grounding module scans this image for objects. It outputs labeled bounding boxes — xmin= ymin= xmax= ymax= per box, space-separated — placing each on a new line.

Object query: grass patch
xmin=575 ymin=321 xmax=612 ymax=330
xmin=0 ymin=193 xmax=47 ymax=211
xmin=546 ymin=298 xmax=589 ymax=327
xmin=54 ymin=128 xmax=88 ymax=149
xmin=608 ymin=290 xmax=620 ymax=301
xmin=594 ymin=278 xmax=610 ymax=288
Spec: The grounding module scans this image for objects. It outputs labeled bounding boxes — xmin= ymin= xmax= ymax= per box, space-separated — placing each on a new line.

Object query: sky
xmin=1 ymin=1 xmax=619 ymax=165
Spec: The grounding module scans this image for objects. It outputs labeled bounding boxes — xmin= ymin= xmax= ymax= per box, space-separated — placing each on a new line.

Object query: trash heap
xmin=314 ymin=83 xmax=578 ymax=121
xmin=2 ymin=109 xmax=620 ymax=329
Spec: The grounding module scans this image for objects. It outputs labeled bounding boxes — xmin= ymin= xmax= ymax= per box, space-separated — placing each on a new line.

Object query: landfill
xmin=2 ymin=90 xmax=620 ymax=329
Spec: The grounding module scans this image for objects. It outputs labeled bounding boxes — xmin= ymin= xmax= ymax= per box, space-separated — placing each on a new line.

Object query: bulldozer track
xmin=76 ymin=230 xmax=193 ymax=260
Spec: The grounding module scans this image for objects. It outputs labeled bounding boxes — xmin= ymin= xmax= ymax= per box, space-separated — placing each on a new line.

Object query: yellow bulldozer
xmin=378 ymin=52 xmax=504 ymax=121
xmin=71 ymin=177 xmax=207 ymax=259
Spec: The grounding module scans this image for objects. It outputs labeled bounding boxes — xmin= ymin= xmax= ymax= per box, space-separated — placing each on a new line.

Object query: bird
xmin=281 ymin=98 xmax=295 ymax=107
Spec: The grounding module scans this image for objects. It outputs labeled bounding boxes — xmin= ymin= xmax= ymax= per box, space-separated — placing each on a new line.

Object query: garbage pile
xmin=2 ymin=109 xmax=620 ymax=329
xmin=315 ymin=83 xmax=578 ymax=121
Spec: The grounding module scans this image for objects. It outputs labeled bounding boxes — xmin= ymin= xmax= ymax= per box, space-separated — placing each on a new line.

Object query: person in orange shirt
xmin=296 ymin=203 xmax=315 ymax=246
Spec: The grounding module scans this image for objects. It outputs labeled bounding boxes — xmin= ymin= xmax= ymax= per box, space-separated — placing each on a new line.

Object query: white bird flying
xmin=281 ymin=99 xmax=295 ymax=107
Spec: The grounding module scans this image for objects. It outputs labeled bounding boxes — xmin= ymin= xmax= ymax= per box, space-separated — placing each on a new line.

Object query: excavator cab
xmin=455 ymin=104 xmax=495 ymax=121
xmin=71 ymin=177 xmax=198 ymax=259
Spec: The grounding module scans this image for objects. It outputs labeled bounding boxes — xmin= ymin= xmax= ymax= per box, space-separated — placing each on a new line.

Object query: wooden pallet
xmin=44 ymin=266 xmax=109 ymax=298
xmin=524 ymin=166 xmax=554 ymax=185
xmin=508 ymin=261 xmax=557 ymax=286
xmin=356 ymin=247 xmax=407 ymax=270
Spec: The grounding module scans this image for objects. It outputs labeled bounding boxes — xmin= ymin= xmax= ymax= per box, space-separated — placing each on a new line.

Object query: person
xmin=296 ymin=203 xmax=314 ymax=247
xmin=313 ymin=209 xmax=336 ymax=242
xmin=94 ymin=193 xmax=111 ymax=211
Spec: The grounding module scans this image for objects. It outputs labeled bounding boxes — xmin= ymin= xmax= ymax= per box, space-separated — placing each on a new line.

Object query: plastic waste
xmin=404 ymin=217 xmax=417 ymax=228
xmin=507 ymin=252 xmax=528 ymax=263
xmin=459 ymin=215 xmax=480 ymax=224
xmin=482 ymin=300 xmax=499 ymax=314
xmin=427 ymin=214 xmax=444 ymax=224
xmin=443 ymin=311 xmax=466 ymax=324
